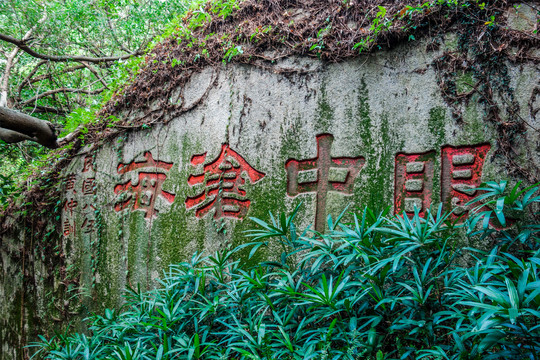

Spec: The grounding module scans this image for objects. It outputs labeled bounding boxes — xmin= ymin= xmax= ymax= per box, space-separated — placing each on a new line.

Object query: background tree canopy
xmin=0 ymin=0 xmax=190 ymax=203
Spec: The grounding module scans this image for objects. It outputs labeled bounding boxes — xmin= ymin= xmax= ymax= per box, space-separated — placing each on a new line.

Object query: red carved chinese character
xmin=64 ymin=198 xmax=78 ymax=217
xmin=394 ymin=151 xmax=436 ymax=217
xmin=82 ymin=178 xmax=96 ymax=195
xmin=65 ymin=174 xmax=77 ymax=193
xmin=114 ymin=152 xmax=175 ymax=219
xmin=83 ymin=204 xmax=96 ymax=212
xmin=441 ymin=144 xmax=491 ymax=220
xmin=117 ymin=151 xmax=173 ymax=174
xmin=81 ymin=218 xmax=95 ymax=234
xmin=83 ymin=156 xmax=94 ymax=172
xmin=185 ymin=144 xmax=265 ymax=220
xmin=63 ymin=219 xmax=75 ymax=237
xmin=285 ymin=134 xmax=365 ymax=233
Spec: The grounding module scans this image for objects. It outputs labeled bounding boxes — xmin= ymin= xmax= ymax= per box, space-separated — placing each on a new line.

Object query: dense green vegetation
xmin=0 ymin=0 xmax=190 ymax=205
xmin=30 ymin=181 xmax=540 ymax=359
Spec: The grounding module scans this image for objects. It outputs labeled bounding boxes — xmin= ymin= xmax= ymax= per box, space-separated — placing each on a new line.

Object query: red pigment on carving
xmin=185 ymin=144 xmax=265 ymax=220
xmin=187 ymin=173 xmax=205 ymax=186
xmin=82 ymin=156 xmax=94 ymax=172
xmin=114 ymin=152 xmax=176 ymax=218
xmin=285 ymin=134 xmax=365 ymax=233
xmin=65 ymin=173 xmax=77 ymax=193
xmin=63 ymin=219 xmax=75 ymax=237
xmin=82 ymin=178 xmax=96 ymax=195
xmin=394 ymin=151 xmax=436 ymax=218
xmin=115 ymin=172 xmax=176 ymax=218
xmin=64 ymin=198 xmax=78 ymax=216
xmin=117 ymin=151 xmax=173 ymax=174
xmin=190 ymin=153 xmax=207 ymax=165
xmin=441 ymin=144 xmax=491 ymax=221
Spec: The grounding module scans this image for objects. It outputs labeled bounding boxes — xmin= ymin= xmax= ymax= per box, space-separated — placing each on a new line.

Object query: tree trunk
xmin=0 ymin=106 xmax=58 ymax=148
xmin=0 ymin=47 xmax=19 ymax=108
xmin=0 ymin=16 xmax=44 ymax=107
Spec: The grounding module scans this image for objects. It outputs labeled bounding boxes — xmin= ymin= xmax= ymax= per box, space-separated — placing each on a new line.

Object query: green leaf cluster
xmin=31 ymin=182 xmax=540 ymax=359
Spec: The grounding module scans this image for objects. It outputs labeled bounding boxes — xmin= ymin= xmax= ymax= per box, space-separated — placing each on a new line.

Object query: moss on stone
xmin=462 ymin=100 xmax=488 ymax=144
xmin=428 ymin=107 xmax=447 ymax=147
xmin=315 ymin=79 xmax=333 ymax=134
xmin=456 ymin=72 xmax=475 ymax=95
xmin=362 ymin=115 xmax=394 ymax=212
xmin=354 ymin=77 xmax=372 ymax=150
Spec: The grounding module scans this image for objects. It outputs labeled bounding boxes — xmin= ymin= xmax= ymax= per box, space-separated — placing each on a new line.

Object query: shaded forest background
xmin=0 ymin=0 xmax=191 ymax=206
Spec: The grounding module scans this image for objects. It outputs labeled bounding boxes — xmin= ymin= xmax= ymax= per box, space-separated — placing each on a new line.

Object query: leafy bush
xmin=32 ymin=182 xmax=540 ymax=359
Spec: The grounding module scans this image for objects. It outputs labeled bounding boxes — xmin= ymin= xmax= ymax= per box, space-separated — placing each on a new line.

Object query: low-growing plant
xmin=31 ymin=181 xmax=540 ymax=359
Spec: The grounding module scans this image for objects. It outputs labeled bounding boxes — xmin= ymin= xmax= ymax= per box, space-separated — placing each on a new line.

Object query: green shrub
xmin=31 ymin=182 xmax=540 ymax=359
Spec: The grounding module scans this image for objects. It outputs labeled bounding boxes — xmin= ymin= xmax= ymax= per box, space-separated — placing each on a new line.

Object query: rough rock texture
xmin=1 ymin=30 xmax=539 ymax=360
xmin=50 ymin=36 xmax=540 ymax=317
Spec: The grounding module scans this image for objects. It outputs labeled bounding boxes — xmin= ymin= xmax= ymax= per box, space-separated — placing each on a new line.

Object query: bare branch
xmin=16 ymin=60 xmax=47 ymax=96
xmin=56 ymin=124 xmax=84 ymax=147
xmin=1 ymin=20 xmax=40 ymax=107
xmin=19 ymin=87 xmax=105 ymax=107
xmin=18 ymin=63 xmax=89 ymax=94
xmin=105 ymin=14 xmax=132 ymax=54
xmin=81 ymin=62 xmax=109 ymax=88
xmin=0 ymin=33 xmax=143 ymax=64
xmin=0 ymin=47 xmax=19 ymax=107
xmin=22 ymin=105 xmax=66 ymax=115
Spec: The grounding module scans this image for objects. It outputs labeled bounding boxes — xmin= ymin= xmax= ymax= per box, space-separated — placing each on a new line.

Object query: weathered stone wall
xmin=59 ymin=36 xmax=539 ymax=311
xmin=1 ymin=29 xmax=539 ymax=359
xmin=1 ymin=219 xmax=60 ymax=360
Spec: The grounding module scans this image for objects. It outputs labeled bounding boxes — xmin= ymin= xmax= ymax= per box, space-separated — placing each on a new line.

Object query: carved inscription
xmin=82 ymin=178 xmax=96 ymax=195
xmin=64 ymin=198 xmax=78 ymax=217
xmin=57 ymin=127 xmax=494 ymax=243
xmin=114 ymin=152 xmax=175 ymax=219
xmin=285 ymin=134 xmax=365 ymax=233
xmin=82 ymin=155 xmax=94 ymax=173
xmin=185 ymin=145 xmax=266 ymax=219
xmin=62 ymin=155 xmax=97 ymax=237
xmin=80 ymin=156 xmax=97 ymax=235
xmin=63 ymin=174 xmax=78 ymax=237
xmin=441 ymin=144 xmax=491 ymax=219
xmin=394 ymin=152 xmax=436 ymax=217
xmin=393 ymin=144 xmax=491 ymax=220
xmin=65 ymin=174 xmax=77 ymax=194
xmin=81 ymin=204 xmax=96 ymax=234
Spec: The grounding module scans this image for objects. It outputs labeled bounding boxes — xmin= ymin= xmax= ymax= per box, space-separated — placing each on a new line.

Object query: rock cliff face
xmin=2 ymin=14 xmax=539 ymax=359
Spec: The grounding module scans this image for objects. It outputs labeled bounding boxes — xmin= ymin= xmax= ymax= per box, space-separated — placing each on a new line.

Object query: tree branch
xmin=0 ymin=33 xmax=144 ymax=64
xmin=1 ymin=21 xmax=40 ymax=107
xmin=0 ymin=106 xmax=57 ymax=148
xmin=56 ymin=124 xmax=84 ymax=147
xmin=22 ymin=105 xmax=66 ymax=115
xmin=17 ymin=62 xmax=90 ymax=97
xmin=105 ymin=13 xmax=133 ymax=54
xmin=0 ymin=47 xmax=19 ymax=107
xmin=19 ymin=87 xmax=105 ymax=107
xmin=16 ymin=60 xmax=47 ymax=97
xmin=0 ymin=127 xmax=34 ymax=143
xmin=80 ymin=62 xmax=109 ymax=88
